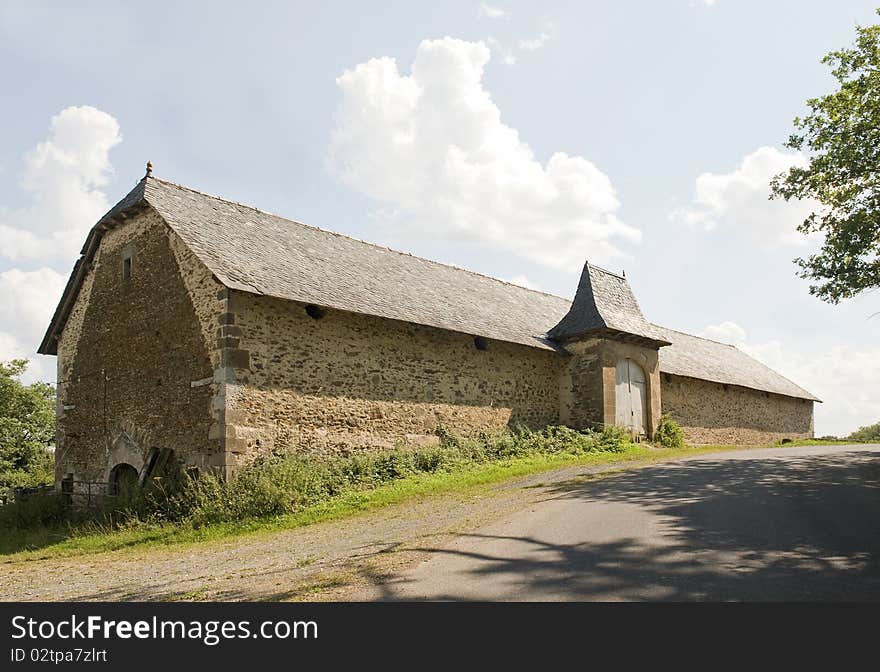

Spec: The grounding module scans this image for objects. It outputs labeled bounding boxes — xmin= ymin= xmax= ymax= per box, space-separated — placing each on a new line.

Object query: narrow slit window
xmin=122 ymin=255 xmax=133 ymax=281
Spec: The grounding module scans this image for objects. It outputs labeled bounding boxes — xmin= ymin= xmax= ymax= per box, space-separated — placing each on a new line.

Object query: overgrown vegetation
xmin=653 ymin=414 xmax=684 ymax=449
xmin=0 ymin=359 xmax=55 ymax=501
xmin=0 ymin=425 xmax=634 ymax=551
xmin=849 ymin=421 xmax=880 ymax=443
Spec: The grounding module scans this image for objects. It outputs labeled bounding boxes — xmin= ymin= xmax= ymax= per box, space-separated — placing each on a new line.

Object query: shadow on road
xmin=376 ymin=449 xmax=880 ymax=601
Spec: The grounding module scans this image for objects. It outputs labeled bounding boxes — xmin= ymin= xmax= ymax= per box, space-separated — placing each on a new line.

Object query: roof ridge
xmin=651 ymin=323 xmax=737 ymax=348
xmin=587 ymin=262 xmax=627 ymax=280
xmin=651 ymin=323 xmax=818 ymax=402
xmin=147 ymin=176 xmax=571 ymax=303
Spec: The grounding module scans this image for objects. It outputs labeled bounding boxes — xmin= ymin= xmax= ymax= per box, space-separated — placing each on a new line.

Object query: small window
xmin=122 ymin=255 xmax=133 ymax=281
xmin=305 ymin=304 xmax=325 ymax=320
xmin=474 ymin=336 xmax=489 ymax=351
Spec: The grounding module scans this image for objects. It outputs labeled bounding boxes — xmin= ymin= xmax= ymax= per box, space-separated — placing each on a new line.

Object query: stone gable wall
xmin=55 ymin=208 xmax=225 ymax=486
xmin=219 ymin=291 xmax=563 ymax=463
xmin=661 ymin=373 xmax=814 ymax=445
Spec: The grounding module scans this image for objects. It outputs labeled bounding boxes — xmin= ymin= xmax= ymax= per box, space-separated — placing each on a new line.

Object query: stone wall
xmin=661 ymin=373 xmax=814 ymax=445
xmin=220 ymin=291 xmax=563 ymax=463
xmin=558 ymin=338 xmax=603 ymax=429
xmin=55 ymin=208 xmax=225 ymax=486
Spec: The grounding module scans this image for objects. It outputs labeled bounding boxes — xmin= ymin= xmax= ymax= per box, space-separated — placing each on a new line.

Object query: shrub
xmin=654 ymin=414 xmax=685 ymax=449
xmin=0 ymin=490 xmax=68 ymax=529
xmin=0 ymin=359 xmax=56 ymax=501
xmin=849 ymin=422 xmax=880 ymax=443
xmin=593 ymin=425 xmax=631 ymax=452
xmin=0 ymin=425 xmax=639 ymax=537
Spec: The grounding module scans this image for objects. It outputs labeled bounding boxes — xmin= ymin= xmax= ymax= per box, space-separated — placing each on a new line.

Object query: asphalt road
xmin=368 ymin=444 xmax=880 ymax=601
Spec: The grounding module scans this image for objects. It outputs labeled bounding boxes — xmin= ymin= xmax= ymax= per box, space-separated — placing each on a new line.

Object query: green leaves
xmin=848 ymin=421 xmax=880 ymax=442
xmin=0 ymin=359 xmax=56 ymax=499
xmin=770 ymin=11 xmax=880 ymax=302
xmin=654 ymin=414 xmax=684 ymax=449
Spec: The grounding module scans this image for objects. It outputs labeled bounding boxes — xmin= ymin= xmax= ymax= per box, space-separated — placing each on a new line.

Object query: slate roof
xmin=39 ymin=177 xmax=571 ymax=354
xmin=549 ymin=263 xmax=671 ymax=346
xmin=38 ymin=175 xmax=818 ymax=401
xmin=652 ymin=325 xmax=819 ymax=401
xmin=147 ymin=177 xmax=571 ymax=351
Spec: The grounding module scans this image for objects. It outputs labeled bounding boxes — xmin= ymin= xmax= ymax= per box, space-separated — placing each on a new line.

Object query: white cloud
xmin=506 ymin=274 xmax=539 ymax=291
xmin=478 ymin=3 xmax=510 ymax=19
xmin=699 ymin=320 xmax=747 ymax=344
xmin=486 ymin=36 xmax=517 ymax=66
xmin=0 ymin=267 xmax=66 ymax=382
xmin=700 ymin=320 xmax=880 ymax=437
xmin=518 ymin=31 xmax=551 ymax=52
xmin=329 ymin=37 xmax=639 ymax=271
xmin=0 ymin=105 xmax=121 ymax=383
xmin=0 ymin=105 xmax=121 ymax=262
xmin=670 ymin=146 xmax=819 ymax=245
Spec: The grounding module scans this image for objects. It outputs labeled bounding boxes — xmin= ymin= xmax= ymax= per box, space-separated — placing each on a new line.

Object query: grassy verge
xmin=0 ymin=437 xmax=780 ymax=564
xmin=774 ymin=438 xmax=871 ymax=447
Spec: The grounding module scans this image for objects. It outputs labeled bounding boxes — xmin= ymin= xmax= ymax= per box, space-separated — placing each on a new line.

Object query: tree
xmin=849 ymin=421 xmax=880 ymax=442
xmin=770 ymin=12 xmax=880 ymax=303
xmin=0 ymin=359 xmax=55 ymax=498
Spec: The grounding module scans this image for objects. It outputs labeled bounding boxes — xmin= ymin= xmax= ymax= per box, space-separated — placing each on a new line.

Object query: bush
xmin=0 ymin=425 xmax=638 ymax=536
xmin=0 ymin=359 xmax=56 ymax=501
xmin=654 ymin=414 xmax=685 ymax=449
xmin=849 ymin=422 xmax=880 ymax=443
xmin=0 ymin=491 xmax=68 ymax=529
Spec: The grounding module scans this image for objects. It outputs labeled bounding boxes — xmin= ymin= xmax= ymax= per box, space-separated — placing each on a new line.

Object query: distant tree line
xmin=848 ymin=421 xmax=880 ymax=443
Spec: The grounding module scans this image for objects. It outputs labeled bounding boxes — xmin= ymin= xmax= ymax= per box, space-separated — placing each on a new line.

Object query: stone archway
xmin=109 ymin=462 xmax=139 ymax=496
xmin=106 ymin=430 xmax=145 ymax=482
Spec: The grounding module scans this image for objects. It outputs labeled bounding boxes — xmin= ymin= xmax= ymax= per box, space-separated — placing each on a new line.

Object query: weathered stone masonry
xmin=560 ymin=337 xmax=661 ymax=435
xmin=55 ymin=209 xmax=225 ymax=485
xmin=222 ymin=291 xmax=563 ymax=463
xmin=661 ymin=373 xmax=814 ymax=445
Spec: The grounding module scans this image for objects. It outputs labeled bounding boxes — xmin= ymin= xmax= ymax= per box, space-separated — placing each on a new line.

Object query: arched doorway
xmin=109 ymin=463 xmax=139 ymax=496
xmin=615 ymin=358 xmax=647 ymax=435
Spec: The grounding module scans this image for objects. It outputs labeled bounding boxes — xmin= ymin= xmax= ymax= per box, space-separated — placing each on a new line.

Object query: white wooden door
xmin=615 ymin=358 xmax=647 ymax=435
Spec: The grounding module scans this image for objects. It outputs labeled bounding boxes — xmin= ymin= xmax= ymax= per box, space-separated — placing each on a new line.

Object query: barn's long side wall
xmin=660 ymin=373 xmax=814 ymax=445
xmin=221 ymin=291 xmax=564 ymax=465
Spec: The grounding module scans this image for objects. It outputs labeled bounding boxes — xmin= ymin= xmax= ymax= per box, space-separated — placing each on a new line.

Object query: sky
xmin=1 ymin=0 xmax=878 ymax=436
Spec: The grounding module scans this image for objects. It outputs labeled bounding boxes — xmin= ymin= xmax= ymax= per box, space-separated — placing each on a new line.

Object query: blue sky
xmin=1 ymin=0 xmax=878 ymax=435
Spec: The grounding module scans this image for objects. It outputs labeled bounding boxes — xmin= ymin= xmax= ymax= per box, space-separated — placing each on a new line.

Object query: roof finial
xmin=622 ymin=269 xmax=626 ymax=278
xmin=145 ymin=160 xmax=153 ymax=177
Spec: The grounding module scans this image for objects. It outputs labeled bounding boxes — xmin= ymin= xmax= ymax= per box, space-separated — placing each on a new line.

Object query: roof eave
xmin=37 ymin=179 xmax=150 ymax=356
xmin=552 ymin=326 xmax=671 ymax=349
xmin=658 ymin=370 xmax=820 ymax=403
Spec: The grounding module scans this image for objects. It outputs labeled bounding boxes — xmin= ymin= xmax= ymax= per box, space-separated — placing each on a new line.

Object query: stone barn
xmin=38 ymin=170 xmax=818 ymax=491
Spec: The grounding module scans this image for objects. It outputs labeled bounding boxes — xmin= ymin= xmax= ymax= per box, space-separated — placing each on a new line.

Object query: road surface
xmin=359 ymin=444 xmax=880 ymax=601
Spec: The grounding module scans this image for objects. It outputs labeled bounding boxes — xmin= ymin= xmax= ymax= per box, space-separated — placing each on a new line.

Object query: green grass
xmin=0 ymin=439 xmax=773 ymax=564
xmin=774 ymin=438 xmax=870 ymax=447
